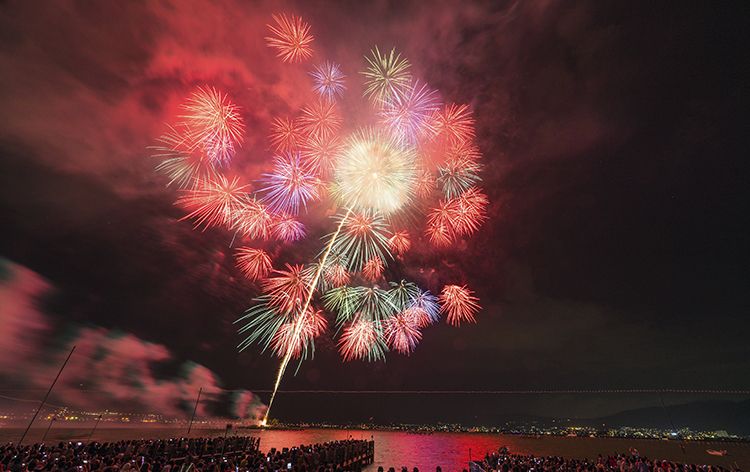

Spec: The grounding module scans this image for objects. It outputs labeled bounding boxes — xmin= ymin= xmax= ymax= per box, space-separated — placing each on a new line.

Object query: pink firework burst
xmin=271 ymin=307 xmax=327 ymax=359
xmin=388 ymin=231 xmax=411 ymax=256
xmin=361 ymin=256 xmax=385 ymax=282
xmin=310 ymin=61 xmax=346 ymax=100
xmin=235 ymin=247 xmax=273 ymax=281
xmin=152 ymin=125 xmax=220 ymax=189
xmin=271 ymin=213 xmax=306 ymax=242
xmin=451 ymin=187 xmax=489 ymax=236
xmin=269 ymin=116 xmax=304 ymax=152
xmin=425 ymin=200 xmax=456 ymax=247
xmin=324 ymin=263 xmax=350 ymax=287
xmin=414 ymin=168 xmax=436 ymax=199
xmin=260 ymin=153 xmax=320 ymax=215
xmin=380 ymin=80 xmax=441 ymax=145
xmin=384 ymin=311 xmax=422 ymax=355
xmin=432 ymin=103 xmax=475 ymax=145
xmin=439 ymin=284 xmax=480 ymax=326
xmin=262 ymin=263 xmax=311 ymax=314
xmin=338 ymin=318 xmax=383 ymax=361
xmin=298 ymin=100 xmax=343 ymax=139
xmin=265 ymin=14 xmax=314 ymax=63
xmin=301 ymin=133 xmax=344 ymax=176
xmin=233 ymin=197 xmax=274 ymax=240
xmin=176 ymin=175 xmax=249 ymax=230
xmin=180 ymin=87 xmax=244 ymax=166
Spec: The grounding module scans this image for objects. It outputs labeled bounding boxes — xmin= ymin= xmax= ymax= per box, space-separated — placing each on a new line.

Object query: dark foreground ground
xmin=0 ymin=428 xmax=747 ymax=470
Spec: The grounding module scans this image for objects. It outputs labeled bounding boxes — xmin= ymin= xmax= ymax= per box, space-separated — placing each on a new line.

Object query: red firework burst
xmin=388 ymin=231 xmax=411 ymax=256
xmin=271 ymin=307 xmax=327 ymax=359
xmin=269 ymin=116 xmax=304 ymax=152
xmin=324 ymin=263 xmax=350 ymax=287
xmin=338 ymin=318 xmax=380 ymax=361
xmin=271 ymin=214 xmax=306 ymax=242
xmin=384 ymin=311 xmax=422 ymax=354
xmin=262 ymin=263 xmax=311 ymax=314
xmin=301 ymin=133 xmax=344 ymax=176
xmin=265 ymin=14 xmax=314 ymax=63
xmin=432 ymin=103 xmax=475 ymax=145
xmin=298 ymin=100 xmax=342 ymax=139
xmin=233 ymin=197 xmax=274 ymax=240
xmin=179 ymin=87 xmax=244 ymax=166
xmin=176 ymin=175 xmax=249 ymax=230
xmin=439 ymin=284 xmax=480 ymax=326
xmin=235 ymin=247 xmax=273 ymax=281
xmin=362 ymin=256 xmax=385 ymax=281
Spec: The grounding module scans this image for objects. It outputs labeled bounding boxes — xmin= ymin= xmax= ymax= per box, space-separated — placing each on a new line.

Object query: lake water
xmin=1 ymin=428 xmax=748 ymax=471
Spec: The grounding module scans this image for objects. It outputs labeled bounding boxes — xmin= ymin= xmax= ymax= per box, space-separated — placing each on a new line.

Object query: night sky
xmin=0 ymin=1 xmax=747 ymax=423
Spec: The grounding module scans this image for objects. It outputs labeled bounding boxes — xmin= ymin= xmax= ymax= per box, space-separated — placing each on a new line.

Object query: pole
xmin=42 ymin=415 xmax=57 ymax=442
xmin=19 ymin=345 xmax=76 ymax=445
xmin=187 ymin=387 xmax=202 ymax=436
xmin=88 ymin=414 xmax=103 ymax=441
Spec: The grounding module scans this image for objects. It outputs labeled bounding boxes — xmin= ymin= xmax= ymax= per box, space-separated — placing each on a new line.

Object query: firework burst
xmin=271 ymin=214 xmax=306 ymax=242
xmin=388 ymin=230 xmax=411 ymax=256
xmin=332 ymin=128 xmax=417 ymax=214
xmin=233 ymin=197 xmax=274 ymax=240
xmin=380 ymin=80 xmax=441 ymax=144
xmin=439 ymin=284 xmax=480 ymax=326
xmin=437 ymin=154 xmax=482 ymax=199
xmin=384 ymin=311 xmax=422 ymax=355
xmin=361 ymin=47 xmax=412 ymax=105
xmin=176 ymin=175 xmax=249 ymax=230
xmin=235 ymin=247 xmax=273 ymax=281
xmin=262 ymin=264 xmax=312 ymax=314
xmin=152 ymin=125 xmax=219 ymax=189
xmin=361 ymin=256 xmax=385 ymax=282
xmin=269 ymin=117 xmax=303 ymax=152
xmin=265 ymin=14 xmax=314 ymax=63
xmin=180 ymin=87 xmax=244 ymax=166
xmin=260 ymin=152 xmax=320 ymax=215
xmin=301 ymin=133 xmax=344 ymax=176
xmin=329 ymin=210 xmax=392 ymax=271
xmin=271 ymin=307 xmax=327 ymax=359
xmin=310 ymin=61 xmax=346 ymax=101
xmin=299 ymin=100 xmax=343 ymax=139
xmin=338 ymin=317 xmax=386 ymax=362
xmin=432 ymin=103 xmax=476 ymax=145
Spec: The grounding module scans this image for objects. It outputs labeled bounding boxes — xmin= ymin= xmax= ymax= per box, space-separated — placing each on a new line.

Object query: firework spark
xmin=152 ymin=125 xmax=219 ymax=189
xmin=265 ymin=14 xmax=314 ymax=63
xmin=235 ymin=247 xmax=273 ymax=281
xmin=439 ymin=284 xmax=480 ymax=326
xmin=437 ymin=153 xmax=482 ymax=199
xmin=310 ymin=61 xmax=346 ymax=100
xmin=361 ymin=47 xmax=412 ymax=105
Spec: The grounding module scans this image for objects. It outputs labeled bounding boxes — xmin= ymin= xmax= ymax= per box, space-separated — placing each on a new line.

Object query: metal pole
xmin=42 ymin=415 xmax=57 ymax=442
xmin=88 ymin=414 xmax=103 ymax=441
xmin=187 ymin=387 xmax=202 ymax=436
xmin=19 ymin=345 xmax=76 ymax=445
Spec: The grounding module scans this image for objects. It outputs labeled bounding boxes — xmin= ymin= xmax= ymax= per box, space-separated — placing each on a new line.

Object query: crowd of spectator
xmin=0 ymin=437 xmax=373 ymax=472
xmin=478 ymin=447 xmax=738 ymax=472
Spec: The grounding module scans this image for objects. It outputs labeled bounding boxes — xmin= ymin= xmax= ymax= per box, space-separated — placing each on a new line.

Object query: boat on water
xmin=706 ymin=449 xmax=728 ymax=457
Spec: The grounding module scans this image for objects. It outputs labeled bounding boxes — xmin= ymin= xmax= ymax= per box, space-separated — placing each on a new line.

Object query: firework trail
xmin=149 ymin=14 xmax=490 ymax=425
